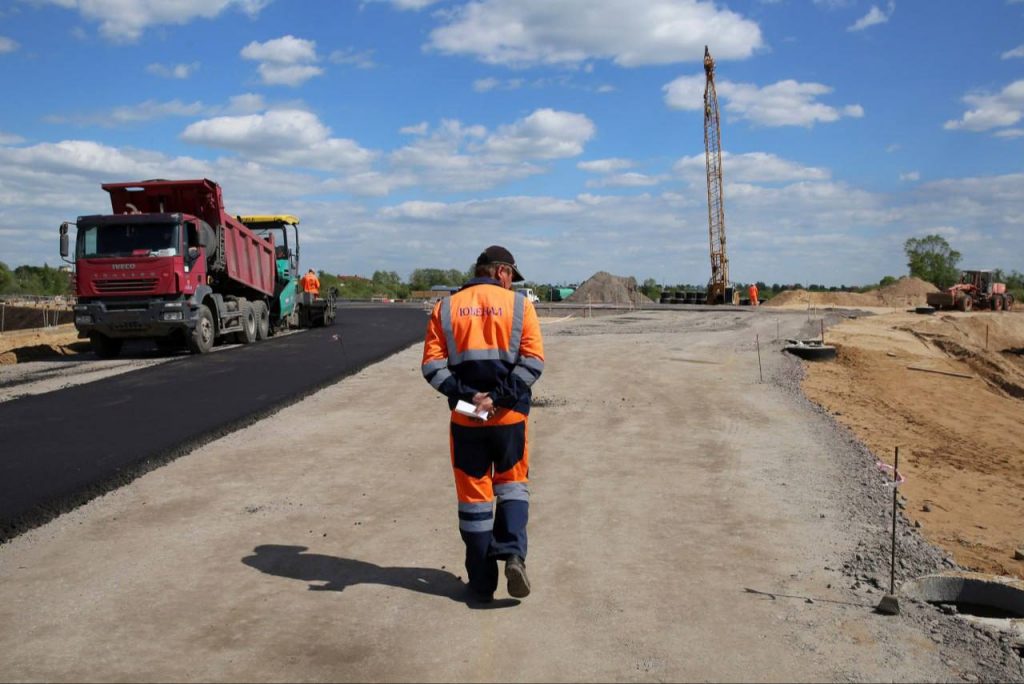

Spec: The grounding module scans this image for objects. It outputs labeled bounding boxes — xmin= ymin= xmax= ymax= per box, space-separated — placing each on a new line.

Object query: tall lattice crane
xmin=703 ymin=46 xmax=734 ymax=305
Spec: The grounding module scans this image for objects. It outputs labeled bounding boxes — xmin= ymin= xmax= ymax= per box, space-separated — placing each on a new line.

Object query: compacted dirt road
xmin=0 ymin=308 xmax=1021 ymax=682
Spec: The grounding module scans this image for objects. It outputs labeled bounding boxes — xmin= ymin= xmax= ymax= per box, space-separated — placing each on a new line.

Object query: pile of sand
xmin=876 ymin=277 xmax=939 ymax=304
xmin=0 ymin=324 xmax=84 ymax=364
xmin=565 ymin=272 xmax=653 ymax=305
xmin=765 ymin=289 xmax=881 ymax=308
xmin=802 ymin=308 xmax=1024 ymax=577
xmin=764 ymin=277 xmax=939 ymax=309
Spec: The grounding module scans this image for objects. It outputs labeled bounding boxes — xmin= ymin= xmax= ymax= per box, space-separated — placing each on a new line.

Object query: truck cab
xmin=60 ymin=179 xmax=276 ymax=357
xmin=516 ymin=287 xmax=539 ymax=303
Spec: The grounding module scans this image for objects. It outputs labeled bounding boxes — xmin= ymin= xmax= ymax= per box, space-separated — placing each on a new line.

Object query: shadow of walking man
xmin=241 ymin=545 xmax=518 ymax=609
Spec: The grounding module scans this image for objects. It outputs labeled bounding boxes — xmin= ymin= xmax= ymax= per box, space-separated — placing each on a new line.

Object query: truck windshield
xmin=77 ymin=222 xmax=179 ymax=258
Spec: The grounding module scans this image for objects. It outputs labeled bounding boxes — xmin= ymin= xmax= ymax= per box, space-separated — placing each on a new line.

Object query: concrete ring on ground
xmin=900 ymin=571 xmax=1024 ymax=619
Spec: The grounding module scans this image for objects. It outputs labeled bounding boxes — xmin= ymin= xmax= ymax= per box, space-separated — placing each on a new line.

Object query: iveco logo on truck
xmin=111 ymin=264 xmax=136 ymax=270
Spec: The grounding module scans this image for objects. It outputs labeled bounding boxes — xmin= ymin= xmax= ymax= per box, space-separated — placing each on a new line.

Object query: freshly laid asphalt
xmin=0 ymin=304 xmax=429 ymax=541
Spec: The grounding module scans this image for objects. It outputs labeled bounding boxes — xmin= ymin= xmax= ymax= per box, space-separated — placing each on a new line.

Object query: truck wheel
xmin=959 ymin=295 xmax=972 ymax=312
xmin=237 ymin=302 xmax=257 ymax=344
xmin=254 ymin=301 xmax=270 ymax=340
xmin=1007 ymin=295 xmax=1015 ymax=311
xmin=188 ymin=305 xmax=215 ymax=354
xmin=90 ymin=333 xmax=123 ymax=359
xmin=993 ymin=295 xmax=1003 ymax=312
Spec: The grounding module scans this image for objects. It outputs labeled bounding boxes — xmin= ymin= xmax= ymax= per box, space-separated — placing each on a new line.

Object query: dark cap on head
xmin=476 ymin=245 xmax=524 ymax=282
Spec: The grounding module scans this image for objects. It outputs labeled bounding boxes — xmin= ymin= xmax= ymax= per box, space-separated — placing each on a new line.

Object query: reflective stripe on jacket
xmin=422 ymin=278 xmax=544 ymax=420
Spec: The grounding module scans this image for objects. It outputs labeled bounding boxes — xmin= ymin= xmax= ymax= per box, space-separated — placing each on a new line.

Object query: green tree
xmin=409 ymin=268 xmax=467 ymax=291
xmin=640 ymin=277 xmax=660 ymax=300
xmin=372 ymin=270 xmax=401 ymax=291
xmin=0 ymin=262 xmax=14 ymax=294
xmin=879 ymin=275 xmax=897 ymax=287
xmin=8 ymin=264 xmax=71 ymax=295
xmin=904 ymin=235 xmax=961 ymax=288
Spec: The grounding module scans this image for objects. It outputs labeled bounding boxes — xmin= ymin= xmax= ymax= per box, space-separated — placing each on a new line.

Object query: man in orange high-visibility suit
xmin=421 ymin=245 xmax=545 ymax=604
xmin=301 ymin=269 xmax=320 ymax=297
xmin=748 ymin=283 xmax=759 ymax=306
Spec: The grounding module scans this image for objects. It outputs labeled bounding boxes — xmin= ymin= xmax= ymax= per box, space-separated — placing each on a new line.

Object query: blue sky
xmin=0 ymin=0 xmax=1021 ymax=286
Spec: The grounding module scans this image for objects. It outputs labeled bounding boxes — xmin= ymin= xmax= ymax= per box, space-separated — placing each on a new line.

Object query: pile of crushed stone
xmin=564 ymin=271 xmax=654 ymax=305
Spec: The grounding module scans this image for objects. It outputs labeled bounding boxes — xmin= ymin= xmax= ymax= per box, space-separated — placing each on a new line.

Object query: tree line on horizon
xmin=4 ymin=236 xmax=1022 ymax=303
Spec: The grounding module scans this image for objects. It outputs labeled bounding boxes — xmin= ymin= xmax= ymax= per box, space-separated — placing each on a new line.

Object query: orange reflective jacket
xmin=422 ymin=279 xmax=544 ymax=424
xmin=301 ymin=273 xmax=320 ymax=294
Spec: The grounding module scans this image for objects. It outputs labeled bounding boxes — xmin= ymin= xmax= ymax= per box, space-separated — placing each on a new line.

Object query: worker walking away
xmin=421 ymin=245 xmax=545 ymax=604
xmin=300 ymin=268 xmax=320 ymax=297
xmin=748 ymin=283 xmax=759 ymax=306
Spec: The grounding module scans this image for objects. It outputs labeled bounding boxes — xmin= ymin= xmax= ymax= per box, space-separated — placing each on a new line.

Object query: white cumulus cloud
xmin=664 ymin=74 xmax=864 ymax=127
xmin=145 ymin=62 xmax=200 ymax=79
xmin=427 ymin=0 xmax=762 ymax=67
xmin=482 ymin=109 xmax=595 ymax=161
xmin=944 ymin=79 xmax=1024 ymax=133
xmin=45 ymin=99 xmax=206 ymax=126
xmin=181 ymin=109 xmax=375 ymax=170
xmin=674 ymin=151 xmax=831 ymax=184
xmin=848 ymin=2 xmax=894 ymax=32
xmin=585 ymin=172 xmax=664 ymax=188
xmin=241 ymin=35 xmax=323 ymax=86
xmin=329 ymin=48 xmax=376 ymax=69
xmin=578 ymin=158 xmax=634 ymax=173
xmin=0 ymin=36 xmax=19 ymax=53
xmin=40 ymin=0 xmax=270 ymax=42
xmin=1003 ymin=44 xmax=1024 ymax=60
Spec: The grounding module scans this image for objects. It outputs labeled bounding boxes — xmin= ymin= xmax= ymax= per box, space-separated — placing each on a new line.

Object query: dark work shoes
xmin=505 ymin=556 xmax=531 ymax=598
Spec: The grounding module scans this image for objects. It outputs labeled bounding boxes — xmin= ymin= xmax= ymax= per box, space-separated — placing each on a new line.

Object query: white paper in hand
xmin=454 ymin=399 xmax=489 ymax=421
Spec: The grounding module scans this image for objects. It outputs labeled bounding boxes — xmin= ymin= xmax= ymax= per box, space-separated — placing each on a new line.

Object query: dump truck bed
xmin=102 ymin=179 xmax=274 ymax=297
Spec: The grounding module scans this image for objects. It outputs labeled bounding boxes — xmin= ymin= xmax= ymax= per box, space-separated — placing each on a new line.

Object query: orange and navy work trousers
xmin=450 ymin=411 xmax=530 ymax=596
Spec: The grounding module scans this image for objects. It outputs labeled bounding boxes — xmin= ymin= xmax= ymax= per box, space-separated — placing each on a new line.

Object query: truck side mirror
xmin=59 ymin=223 xmax=69 ymax=258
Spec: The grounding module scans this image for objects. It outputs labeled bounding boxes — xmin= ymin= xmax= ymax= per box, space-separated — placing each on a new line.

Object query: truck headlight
xmin=75 ymin=314 xmax=93 ymax=325
xmin=161 ymin=311 xmax=184 ymax=321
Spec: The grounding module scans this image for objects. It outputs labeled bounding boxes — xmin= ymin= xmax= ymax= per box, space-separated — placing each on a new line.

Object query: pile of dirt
xmin=764 ymin=277 xmax=939 ymax=309
xmin=802 ymin=309 xmax=1024 ymax=578
xmin=877 ymin=276 xmax=939 ymax=299
xmin=565 ymin=271 xmax=653 ymax=305
xmin=0 ymin=325 xmax=83 ymax=364
xmin=764 ymin=289 xmax=882 ymax=308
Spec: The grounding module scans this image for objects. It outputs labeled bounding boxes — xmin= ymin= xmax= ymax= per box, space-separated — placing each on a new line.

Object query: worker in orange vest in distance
xmin=300 ymin=269 xmax=320 ymax=297
xmin=748 ymin=283 xmax=759 ymax=306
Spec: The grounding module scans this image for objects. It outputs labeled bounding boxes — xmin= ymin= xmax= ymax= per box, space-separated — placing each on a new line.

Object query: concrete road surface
xmin=0 ymin=309 xmax=1012 ymax=682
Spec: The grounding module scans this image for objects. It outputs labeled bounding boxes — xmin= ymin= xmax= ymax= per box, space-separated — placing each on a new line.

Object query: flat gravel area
xmin=0 ymin=308 xmax=1020 ymax=682
xmin=0 ymin=305 xmax=428 ymax=541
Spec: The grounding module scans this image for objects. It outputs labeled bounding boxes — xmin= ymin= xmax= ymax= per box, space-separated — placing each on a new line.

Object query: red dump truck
xmin=60 ymin=179 xmax=278 ymax=357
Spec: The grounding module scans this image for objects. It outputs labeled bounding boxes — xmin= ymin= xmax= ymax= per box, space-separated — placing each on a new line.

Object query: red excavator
xmin=926 ymin=270 xmax=1014 ymax=312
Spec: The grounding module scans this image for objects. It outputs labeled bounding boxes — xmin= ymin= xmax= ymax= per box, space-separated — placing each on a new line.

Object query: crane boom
xmin=703 ymin=45 xmax=732 ymax=305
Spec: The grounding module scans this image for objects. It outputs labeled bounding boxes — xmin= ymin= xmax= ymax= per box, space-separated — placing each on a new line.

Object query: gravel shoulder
xmin=0 ymin=309 xmax=1020 ymax=682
